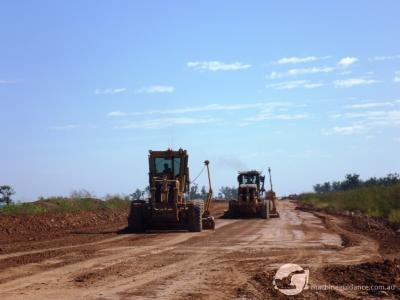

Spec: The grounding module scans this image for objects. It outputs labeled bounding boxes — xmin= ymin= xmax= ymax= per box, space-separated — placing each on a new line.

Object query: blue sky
xmin=1 ymin=1 xmax=399 ymax=201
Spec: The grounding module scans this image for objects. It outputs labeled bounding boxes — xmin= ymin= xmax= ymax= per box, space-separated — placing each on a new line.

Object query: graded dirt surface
xmin=0 ymin=200 xmax=399 ymax=299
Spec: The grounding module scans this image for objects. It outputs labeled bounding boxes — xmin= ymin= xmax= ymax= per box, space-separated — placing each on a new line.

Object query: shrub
xmin=300 ymin=184 xmax=400 ymax=220
xmin=0 ymin=202 xmax=47 ymax=215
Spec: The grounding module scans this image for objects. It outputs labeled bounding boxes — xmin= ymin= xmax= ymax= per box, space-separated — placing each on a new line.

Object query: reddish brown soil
xmin=0 ymin=200 xmax=399 ymax=299
xmin=0 ymin=208 xmax=128 ymax=244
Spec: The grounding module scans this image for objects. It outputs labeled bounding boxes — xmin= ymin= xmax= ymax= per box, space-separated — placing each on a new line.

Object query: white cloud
xmin=345 ymin=102 xmax=395 ymax=109
xmin=327 ymin=110 xmax=400 ymax=134
xmin=345 ymin=110 xmax=400 ymax=126
xmin=274 ymin=113 xmax=309 ymax=120
xmin=109 ymin=101 xmax=308 ymax=129
xmin=107 ymin=102 xmax=284 ymax=117
xmin=94 ymin=88 xmax=127 ymax=95
xmin=338 ymin=57 xmax=358 ymax=66
xmin=245 ymin=111 xmax=308 ymax=122
xmin=321 ymin=124 xmax=366 ymax=135
xmin=274 ymin=56 xmax=330 ymax=64
xmin=303 ymin=82 xmax=325 ymax=89
xmin=337 ymin=70 xmax=352 ymax=76
xmin=268 ymin=67 xmax=334 ymax=79
xmin=333 ymin=78 xmax=380 ymax=88
xmin=288 ymin=67 xmax=334 ymax=76
xmin=394 ymin=71 xmax=400 ymax=83
xmin=187 ymin=61 xmax=251 ymax=71
xmin=135 ymin=85 xmax=175 ymax=94
xmin=329 ymin=113 xmax=342 ymax=119
xmin=267 ymin=80 xmax=306 ymax=89
xmin=159 ymin=103 xmax=259 ymax=114
xmin=324 ymin=106 xmax=400 ymax=135
xmin=0 ymin=79 xmax=18 ymax=84
xmin=244 ymin=105 xmax=309 ymax=122
xmin=369 ymin=54 xmax=400 ymax=61
xmin=267 ymin=80 xmax=324 ymax=90
xmin=115 ymin=117 xmax=218 ymax=129
xmin=332 ymin=125 xmax=365 ymax=135
xmin=51 ymin=124 xmax=80 ymax=130
xmin=108 ymin=111 xmax=129 ymax=117
xmin=269 ymin=71 xmax=279 ymax=79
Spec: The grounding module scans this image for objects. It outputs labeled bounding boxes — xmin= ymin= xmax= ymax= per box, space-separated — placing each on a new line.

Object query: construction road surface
xmin=0 ymin=200 xmax=390 ymax=299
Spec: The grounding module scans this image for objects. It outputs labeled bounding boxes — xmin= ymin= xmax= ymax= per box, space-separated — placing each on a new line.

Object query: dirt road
xmin=0 ymin=200 xmax=397 ymax=299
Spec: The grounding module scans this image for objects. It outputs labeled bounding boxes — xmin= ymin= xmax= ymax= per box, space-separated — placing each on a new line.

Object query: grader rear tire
xmin=188 ymin=203 xmax=202 ymax=232
xmin=128 ymin=202 xmax=146 ymax=233
xmin=261 ymin=200 xmax=270 ymax=219
xmin=227 ymin=200 xmax=237 ymax=218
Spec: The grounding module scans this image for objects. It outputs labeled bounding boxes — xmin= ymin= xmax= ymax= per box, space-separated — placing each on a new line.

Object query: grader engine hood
xmin=151 ymin=177 xmax=180 ymax=204
xmin=238 ymin=184 xmax=258 ymax=201
xmin=239 ymin=184 xmax=258 ymax=201
xmin=239 ymin=183 xmax=258 ymax=190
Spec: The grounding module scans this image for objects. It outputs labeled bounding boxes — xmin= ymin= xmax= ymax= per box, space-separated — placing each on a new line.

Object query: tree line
xmin=0 ymin=184 xmax=239 ymax=205
xmin=130 ymin=184 xmax=238 ymax=200
xmin=313 ymin=173 xmax=400 ymax=193
xmin=0 ymin=185 xmax=15 ymax=205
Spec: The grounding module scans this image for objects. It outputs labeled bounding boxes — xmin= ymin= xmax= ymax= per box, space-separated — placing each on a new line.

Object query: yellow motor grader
xmin=127 ymin=148 xmax=215 ymax=232
xmin=227 ymin=167 xmax=279 ymax=218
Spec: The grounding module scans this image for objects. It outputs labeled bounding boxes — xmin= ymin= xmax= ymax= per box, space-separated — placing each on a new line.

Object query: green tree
xmin=200 ymin=185 xmax=207 ymax=199
xmin=364 ymin=177 xmax=378 ymax=187
xmin=70 ymin=189 xmax=94 ymax=199
xmin=331 ymin=181 xmax=342 ymax=191
xmin=322 ymin=182 xmax=331 ymax=192
xmin=189 ymin=184 xmax=202 ymax=199
xmin=341 ymin=174 xmax=362 ymax=190
xmin=219 ymin=186 xmax=237 ymax=199
xmin=0 ymin=185 xmax=15 ymax=205
xmin=130 ymin=188 xmax=145 ymax=200
xmin=380 ymin=173 xmax=400 ymax=186
xmin=313 ymin=184 xmax=323 ymax=193
xmin=144 ymin=186 xmax=150 ymax=197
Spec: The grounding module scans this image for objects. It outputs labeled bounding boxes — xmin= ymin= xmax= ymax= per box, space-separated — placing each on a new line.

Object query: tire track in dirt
xmin=0 ymin=201 xmax=387 ymax=299
xmin=0 ymin=219 xmax=237 ymax=299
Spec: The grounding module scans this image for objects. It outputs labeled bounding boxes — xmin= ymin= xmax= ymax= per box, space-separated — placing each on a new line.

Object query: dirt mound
xmin=0 ymin=200 xmax=226 ymax=247
xmin=235 ymin=270 xmax=344 ymax=299
xmin=323 ymin=260 xmax=400 ymax=297
xmin=349 ymin=215 xmax=400 ymax=257
xmin=297 ymin=200 xmax=400 ymax=257
xmin=0 ymin=208 xmax=128 ymax=245
xmin=34 ymin=200 xmax=64 ymax=212
xmin=351 ymin=215 xmax=397 ymax=236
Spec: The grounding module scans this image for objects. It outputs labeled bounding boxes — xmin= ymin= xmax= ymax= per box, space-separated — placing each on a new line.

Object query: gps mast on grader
xmin=128 ymin=148 xmax=215 ymax=232
xmin=227 ymin=167 xmax=279 ymax=218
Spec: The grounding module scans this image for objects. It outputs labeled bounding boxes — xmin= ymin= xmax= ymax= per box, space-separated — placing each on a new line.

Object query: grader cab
xmin=127 ymin=148 xmax=215 ymax=232
xmin=227 ymin=168 xmax=279 ymax=218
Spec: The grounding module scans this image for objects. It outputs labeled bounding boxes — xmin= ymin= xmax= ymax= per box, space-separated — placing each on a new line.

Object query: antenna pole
xmin=268 ymin=167 xmax=273 ymax=191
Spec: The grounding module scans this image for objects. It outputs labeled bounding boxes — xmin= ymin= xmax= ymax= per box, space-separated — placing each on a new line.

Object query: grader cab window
xmin=155 ymin=157 xmax=181 ymax=177
xmin=238 ymin=174 xmax=259 ymax=184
